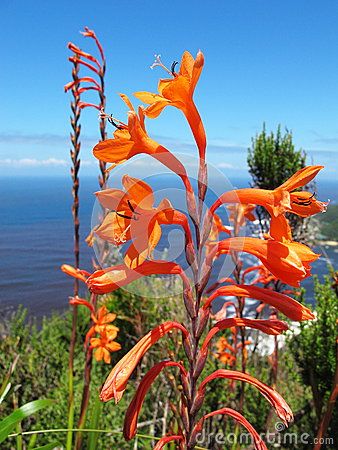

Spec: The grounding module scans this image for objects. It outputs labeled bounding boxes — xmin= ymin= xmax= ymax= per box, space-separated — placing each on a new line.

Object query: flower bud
xmin=195 ymin=308 xmax=210 ymax=339
xmin=183 ymin=289 xmax=197 ymax=319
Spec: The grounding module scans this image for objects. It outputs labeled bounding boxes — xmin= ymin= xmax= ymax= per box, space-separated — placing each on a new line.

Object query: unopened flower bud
xmin=183 ymin=289 xmax=197 ymax=319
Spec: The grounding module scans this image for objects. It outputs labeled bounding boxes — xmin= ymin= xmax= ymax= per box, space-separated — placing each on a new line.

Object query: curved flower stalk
xmin=203 ymin=285 xmax=314 ymax=321
xmin=123 ymin=360 xmax=187 ymax=440
xmin=81 ymin=49 xmax=328 ymax=449
xmin=198 ymin=369 xmax=293 ymax=425
xmin=201 ymin=318 xmax=289 ymax=353
xmin=194 ymin=408 xmax=267 ymax=450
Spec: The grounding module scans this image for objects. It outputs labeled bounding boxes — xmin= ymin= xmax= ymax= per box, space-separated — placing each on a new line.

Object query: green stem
xmin=7 ymin=429 xmax=208 ymax=450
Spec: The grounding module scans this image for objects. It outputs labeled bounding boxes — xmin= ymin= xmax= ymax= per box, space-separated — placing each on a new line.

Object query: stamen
xmin=99 ymin=108 xmax=126 ymax=129
xmin=112 ymin=224 xmax=131 ymax=244
xmin=127 ymin=200 xmax=141 ymax=215
xmin=150 ymin=54 xmax=174 ymax=76
xmin=171 ymin=60 xmax=178 ymax=75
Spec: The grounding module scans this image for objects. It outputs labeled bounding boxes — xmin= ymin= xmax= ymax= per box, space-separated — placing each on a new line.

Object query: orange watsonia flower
xmin=213 ymin=335 xmax=237 ymax=367
xmin=203 ymin=284 xmax=314 ymax=321
xmin=207 ymin=236 xmax=319 ymax=287
xmin=68 ymin=296 xmax=95 ymax=313
xmin=201 ymin=318 xmax=289 ymax=353
xmin=123 ymin=361 xmax=187 ymax=440
xmin=198 ymin=369 xmax=293 ymax=426
xmin=85 ymin=306 xmax=119 ymax=347
xmin=94 ymin=175 xmax=194 ymax=269
xmin=86 ymin=260 xmax=191 ymax=295
xmin=90 ymin=329 xmax=121 ymax=364
xmin=195 ymin=408 xmax=267 ymax=450
xmin=100 ymin=321 xmax=188 ymax=403
xmin=210 ymin=165 xmax=327 ymax=218
xmin=134 ymin=51 xmax=206 ymax=161
xmin=92 ymin=95 xmax=196 ymax=210
xmin=60 ymin=264 xmax=91 ymax=282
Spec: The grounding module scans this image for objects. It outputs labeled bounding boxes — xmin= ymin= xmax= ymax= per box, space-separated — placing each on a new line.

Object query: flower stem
xmin=66 ymin=59 xmax=81 ymax=450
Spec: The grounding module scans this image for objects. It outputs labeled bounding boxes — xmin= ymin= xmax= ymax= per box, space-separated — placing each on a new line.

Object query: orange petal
xmin=122 ymin=175 xmax=154 ymax=209
xmin=199 ymin=369 xmax=293 ymax=425
xmin=197 ymin=408 xmax=267 ymax=450
xmin=106 ymin=341 xmax=121 ymax=352
xmin=100 ymin=321 xmax=188 ymax=402
xmin=119 ymin=93 xmax=134 ymax=111
xmin=123 ymin=361 xmax=186 ymax=440
xmin=179 ymin=51 xmax=195 ymax=78
xmin=279 ymin=165 xmax=324 ymax=191
xmin=95 ymin=212 xmax=132 ymax=245
xmin=134 ymin=91 xmax=167 ymax=105
xmin=95 ymin=188 xmax=129 ymax=211
xmin=61 ymin=264 xmax=88 ymax=282
xmin=204 ymin=284 xmax=314 ymax=321
xmin=93 ymin=138 xmax=134 ymax=164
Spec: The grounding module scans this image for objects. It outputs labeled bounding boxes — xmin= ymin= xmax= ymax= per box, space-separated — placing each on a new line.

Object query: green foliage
xmin=0 ymin=400 xmax=54 ymax=444
xmin=319 ymin=204 xmax=338 ymax=240
xmin=0 ymin=275 xmax=336 ymax=449
xmin=288 ymin=274 xmax=338 ymax=444
xmin=247 ymin=124 xmax=306 ymax=190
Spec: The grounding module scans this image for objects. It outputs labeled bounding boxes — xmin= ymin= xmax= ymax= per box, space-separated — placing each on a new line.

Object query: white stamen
xmin=150 ymin=54 xmax=172 ymax=76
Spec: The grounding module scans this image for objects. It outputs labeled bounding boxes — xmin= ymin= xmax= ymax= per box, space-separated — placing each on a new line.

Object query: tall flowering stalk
xmin=65 ymin=26 xmax=107 ymax=187
xmin=65 ymin=55 xmax=82 ymax=450
xmin=72 ymin=51 xmax=327 ymax=448
xmin=64 ymin=27 xmax=109 ymax=450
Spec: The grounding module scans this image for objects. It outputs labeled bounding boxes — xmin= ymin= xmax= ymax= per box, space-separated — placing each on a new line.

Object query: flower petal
xmin=100 ymin=321 xmax=188 ymax=403
xmin=204 ymin=284 xmax=314 ymax=321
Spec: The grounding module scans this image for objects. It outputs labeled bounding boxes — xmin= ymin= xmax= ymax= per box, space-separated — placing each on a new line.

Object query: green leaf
xmin=0 ymin=399 xmax=53 ymax=443
xmin=32 ymin=442 xmax=61 ymax=450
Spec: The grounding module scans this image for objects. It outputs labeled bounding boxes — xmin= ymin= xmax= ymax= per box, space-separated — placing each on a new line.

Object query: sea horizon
xmin=1 ymin=175 xmax=337 ymax=319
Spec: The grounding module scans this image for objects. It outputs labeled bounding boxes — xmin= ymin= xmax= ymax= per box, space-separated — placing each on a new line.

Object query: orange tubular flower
xmin=100 ymin=322 xmax=188 ymax=403
xmin=201 ymin=318 xmax=289 ymax=353
xmin=90 ymin=330 xmax=121 ymax=364
xmin=211 ymin=237 xmax=319 ymax=287
xmin=85 ymin=306 xmax=119 ymax=347
xmin=195 ymin=408 xmax=267 ymax=450
xmin=134 ymin=51 xmax=206 ymax=160
xmin=95 ymin=175 xmax=194 ymax=269
xmin=203 ymin=284 xmax=314 ymax=321
xmin=211 ymin=165 xmax=327 ymax=218
xmin=86 ymin=260 xmax=191 ymax=295
xmin=61 ymin=264 xmax=91 ymax=282
xmin=199 ymin=369 xmax=293 ymax=426
xmin=123 ymin=361 xmax=187 ymax=440
xmin=92 ymin=95 xmax=196 ymax=205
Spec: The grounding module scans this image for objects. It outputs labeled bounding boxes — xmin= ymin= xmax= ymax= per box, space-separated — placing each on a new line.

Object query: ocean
xmin=0 ymin=176 xmax=337 ymax=318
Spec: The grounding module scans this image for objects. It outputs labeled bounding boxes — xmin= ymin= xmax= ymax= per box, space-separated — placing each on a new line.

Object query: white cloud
xmin=216 ymin=162 xmax=234 ymax=169
xmin=0 ymin=158 xmax=68 ymax=167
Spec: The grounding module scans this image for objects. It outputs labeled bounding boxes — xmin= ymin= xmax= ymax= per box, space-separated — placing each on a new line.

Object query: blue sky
xmin=0 ymin=0 xmax=337 ymax=181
